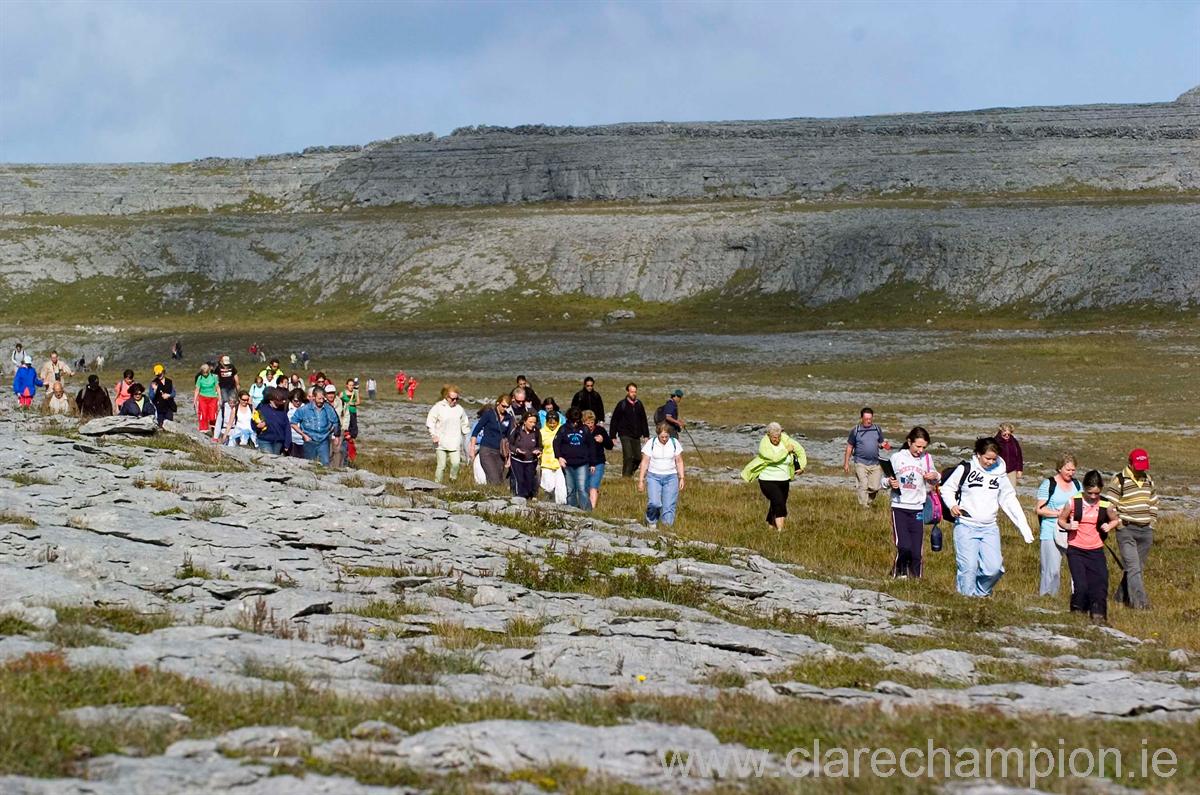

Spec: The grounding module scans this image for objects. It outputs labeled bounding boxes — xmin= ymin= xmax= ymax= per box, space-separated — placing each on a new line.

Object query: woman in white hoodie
xmin=940 ymin=437 xmax=1034 ymax=597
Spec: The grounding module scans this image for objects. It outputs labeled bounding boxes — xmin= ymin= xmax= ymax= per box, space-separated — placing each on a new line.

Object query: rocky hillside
xmin=1 ymin=88 xmax=1198 ymax=320
xmin=1 ymin=408 xmax=1197 ymax=792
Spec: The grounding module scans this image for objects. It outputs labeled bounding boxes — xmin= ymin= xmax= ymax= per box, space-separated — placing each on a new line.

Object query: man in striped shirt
xmin=1104 ymin=448 xmax=1158 ymax=609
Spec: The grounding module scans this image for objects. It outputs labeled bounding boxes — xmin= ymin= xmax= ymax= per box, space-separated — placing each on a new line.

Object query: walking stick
xmin=1103 ymin=540 xmax=1125 ymax=571
xmin=683 ymin=425 xmax=708 ymax=466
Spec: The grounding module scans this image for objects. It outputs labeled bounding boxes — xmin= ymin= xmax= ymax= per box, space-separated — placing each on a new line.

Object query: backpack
xmin=1060 ymin=495 xmax=1114 ymax=546
xmin=940 ymin=460 xmax=970 ymax=505
xmin=1040 ymin=476 xmax=1080 ymax=507
xmin=653 ymin=403 xmax=668 ymax=425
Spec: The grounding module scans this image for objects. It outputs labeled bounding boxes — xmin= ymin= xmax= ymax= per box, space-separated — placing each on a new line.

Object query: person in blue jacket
xmin=12 ymin=356 xmax=43 ymax=409
xmin=254 ymin=387 xmax=293 ymax=456
xmin=118 ymin=383 xmax=157 ymax=420
xmin=553 ymin=407 xmax=595 ymax=511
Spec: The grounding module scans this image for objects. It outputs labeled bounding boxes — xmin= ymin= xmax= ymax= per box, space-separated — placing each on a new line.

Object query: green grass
xmin=504 ymin=548 xmax=710 ymax=608
xmin=51 ymin=606 xmax=171 ymax=635
xmin=479 ymin=508 xmax=566 ymax=538
xmin=4 ymin=472 xmax=53 ymax=487
xmin=43 ymin=624 xmax=116 ymax=649
xmin=176 ymin=553 xmax=215 ymax=580
xmin=0 ymin=616 xmax=38 ymax=635
xmin=345 ymin=597 xmax=423 ymax=622
xmin=373 ymin=647 xmax=484 ymax=684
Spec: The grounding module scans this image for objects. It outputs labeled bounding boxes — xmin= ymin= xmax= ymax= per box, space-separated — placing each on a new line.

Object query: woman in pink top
xmin=113 ymin=369 xmax=135 ymax=413
xmin=1056 ymin=470 xmax=1120 ymax=624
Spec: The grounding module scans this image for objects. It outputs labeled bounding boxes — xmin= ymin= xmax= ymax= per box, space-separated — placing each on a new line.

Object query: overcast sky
xmin=2 ymin=0 xmax=1197 ymax=163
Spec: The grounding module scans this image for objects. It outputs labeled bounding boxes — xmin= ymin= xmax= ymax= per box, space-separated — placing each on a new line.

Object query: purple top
xmin=994 ymin=434 xmax=1024 ymax=473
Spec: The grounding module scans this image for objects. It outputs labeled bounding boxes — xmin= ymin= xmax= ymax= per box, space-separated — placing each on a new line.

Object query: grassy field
xmin=356 ymin=448 xmax=1200 ymax=655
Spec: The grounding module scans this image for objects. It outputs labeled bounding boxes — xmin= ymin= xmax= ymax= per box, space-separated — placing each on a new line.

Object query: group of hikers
xmin=425 ymin=378 xmax=687 ymax=528
xmin=11 ymin=346 xmax=373 ymax=470
xmin=10 ymin=344 xmax=1162 ymax=622
xmin=808 ymin=408 xmax=1160 ymax=624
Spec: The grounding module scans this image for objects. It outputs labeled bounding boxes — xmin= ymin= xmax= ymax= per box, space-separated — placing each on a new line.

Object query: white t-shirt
xmin=367 ymin=379 xmax=377 ymax=391
xmin=642 ymin=436 xmax=682 ymax=476
xmin=889 ymin=448 xmax=933 ymax=509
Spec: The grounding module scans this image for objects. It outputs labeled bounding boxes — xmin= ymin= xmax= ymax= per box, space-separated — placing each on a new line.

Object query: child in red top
xmin=1057 ymin=469 xmax=1120 ymax=624
xmin=406 ymin=378 xmax=418 ymax=401
xmin=395 ymin=372 xmax=406 ymax=394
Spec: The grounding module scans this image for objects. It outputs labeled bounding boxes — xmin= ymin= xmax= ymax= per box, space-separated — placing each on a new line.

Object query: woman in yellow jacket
xmin=539 ymin=412 xmax=567 ymax=504
xmin=741 ymin=422 xmax=806 ymax=531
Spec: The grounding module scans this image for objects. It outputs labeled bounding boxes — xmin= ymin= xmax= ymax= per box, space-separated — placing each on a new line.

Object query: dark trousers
xmin=1067 ymin=546 xmax=1108 ymax=619
xmin=348 ymin=413 xmax=359 ymax=439
xmin=510 ymin=459 xmax=538 ymax=498
xmin=289 ymin=443 xmax=304 ymax=458
xmin=758 ymin=479 xmax=789 ymax=524
xmin=619 ymin=436 xmax=640 ymax=477
xmin=479 ymin=446 xmax=505 ymax=485
xmin=891 ymin=507 xmax=924 ymax=578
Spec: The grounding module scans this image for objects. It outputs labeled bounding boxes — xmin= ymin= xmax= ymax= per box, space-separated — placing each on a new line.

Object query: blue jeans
xmin=226 ymin=428 xmax=254 ymax=447
xmin=258 ymin=440 xmax=284 ymax=455
xmin=954 ymin=521 xmax=1004 ymax=597
xmin=564 ymin=465 xmax=590 ymax=511
xmin=586 ymin=463 xmax=606 ymax=491
xmin=303 ymin=437 xmax=331 ymax=466
xmin=645 ymin=472 xmax=679 ymax=527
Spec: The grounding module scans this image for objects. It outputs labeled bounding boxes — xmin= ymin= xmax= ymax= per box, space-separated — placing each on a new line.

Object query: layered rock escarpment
xmin=1 ymin=88 xmax=1197 ymax=316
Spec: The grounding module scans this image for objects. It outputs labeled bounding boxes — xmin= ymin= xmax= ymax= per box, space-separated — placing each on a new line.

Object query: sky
xmin=1 ymin=0 xmax=1197 ymax=163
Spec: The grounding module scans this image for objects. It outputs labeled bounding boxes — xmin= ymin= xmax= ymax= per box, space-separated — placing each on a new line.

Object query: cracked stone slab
xmin=314 ymin=719 xmax=779 ymax=790
xmin=772 ymin=668 xmax=1200 ymax=722
xmin=61 ymin=704 xmax=192 ymax=733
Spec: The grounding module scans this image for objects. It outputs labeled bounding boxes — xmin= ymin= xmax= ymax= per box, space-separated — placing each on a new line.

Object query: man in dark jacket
xmin=149 ymin=364 xmax=177 ymax=426
xmin=515 ymin=375 xmax=540 ymax=410
xmin=570 ymin=377 xmax=604 ymax=423
xmin=118 ymin=383 xmax=157 ymax=420
xmin=76 ymin=375 xmax=113 ymax=418
xmin=254 ymin=387 xmax=293 ymax=455
xmin=609 ymin=382 xmax=650 ymax=478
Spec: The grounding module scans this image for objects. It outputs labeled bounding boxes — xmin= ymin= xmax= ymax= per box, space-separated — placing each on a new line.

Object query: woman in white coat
xmin=940 ymin=437 xmax=1034 ymax=597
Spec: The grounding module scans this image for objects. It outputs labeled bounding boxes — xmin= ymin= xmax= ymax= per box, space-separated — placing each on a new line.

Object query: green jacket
xmin=741 ymin=433 xmax=807 ymax=482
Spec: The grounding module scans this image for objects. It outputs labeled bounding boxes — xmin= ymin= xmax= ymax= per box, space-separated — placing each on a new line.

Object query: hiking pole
xmin=683 ymin=425 xmax=709 ymax=467
xmin=1103 ymin=540 xmax=1125 ymax=571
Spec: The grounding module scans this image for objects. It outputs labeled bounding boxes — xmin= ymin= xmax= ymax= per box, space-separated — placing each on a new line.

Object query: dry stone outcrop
xmin=1 ymin=90 xmax=1197 ymax=313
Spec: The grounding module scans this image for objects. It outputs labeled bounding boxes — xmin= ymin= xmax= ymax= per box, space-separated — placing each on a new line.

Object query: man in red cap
xmin=1103 ymin=448 xmax=1158 ymax=609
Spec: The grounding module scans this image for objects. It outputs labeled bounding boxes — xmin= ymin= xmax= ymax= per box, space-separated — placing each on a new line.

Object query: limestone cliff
xmin=1 ymin=89 xmax=1197 ymax=319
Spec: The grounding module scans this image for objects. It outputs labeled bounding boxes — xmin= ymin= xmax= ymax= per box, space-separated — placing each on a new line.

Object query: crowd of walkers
xmin=812 ymin=410 xmax=1160 ymax=624
xmin=9 ymin=342 xmax=1164 ymax=621
xmin=426 ymin=378 xmax=688 ymax=529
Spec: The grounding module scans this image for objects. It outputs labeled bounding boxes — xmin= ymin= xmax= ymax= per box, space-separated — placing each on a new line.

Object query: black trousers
xmin=510 ymin=459 xmax=538 ymax=498
xmin=891 ymin=507 xmax=924 ymax=578
xmin=1066 ymin=546 xmax=1108 ymax=619
xmin=619 ymin=436 xmax=640 ymax=477
xmin=759 ymin=479 xmax=789 ymax=524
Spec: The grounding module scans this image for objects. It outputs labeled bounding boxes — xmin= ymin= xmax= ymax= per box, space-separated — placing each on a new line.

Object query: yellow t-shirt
xmin=539 ymin=425 xmax=560 ymax=470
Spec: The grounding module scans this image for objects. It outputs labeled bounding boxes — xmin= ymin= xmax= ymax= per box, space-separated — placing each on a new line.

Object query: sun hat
xmin=22 ymin=355 xmax=32 ymax=364
xmin=153 ymin=364 xmax=164 ymax=375
xmin=324 ymin=384 xmax=338 ymax=393
xmin=1129 ymin=449 xmax=1150 ymax=471
xmin=671 ymin=389 xmax=684 ymax=397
